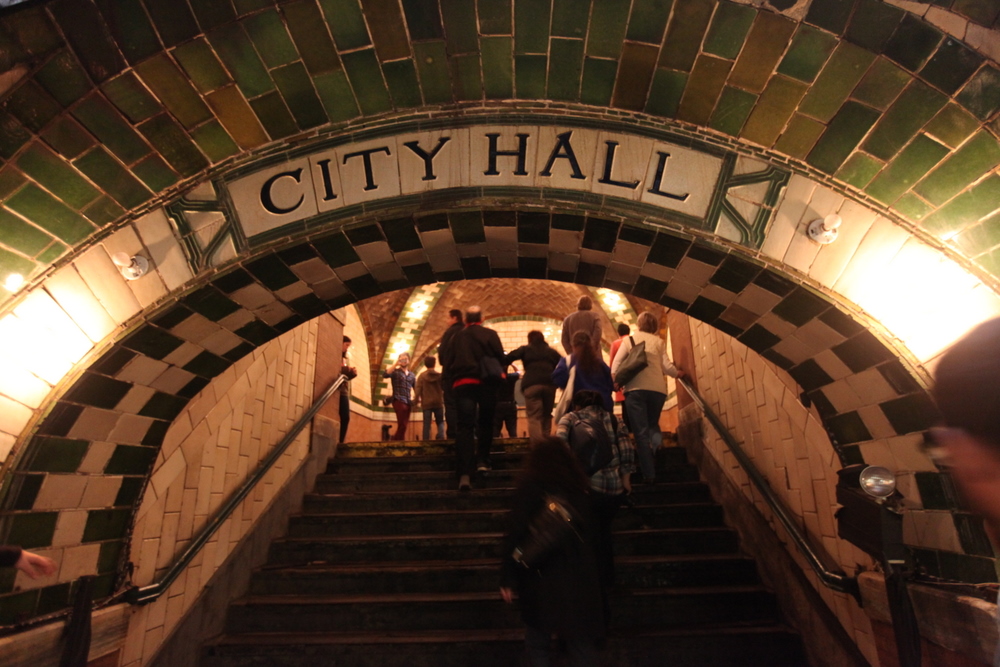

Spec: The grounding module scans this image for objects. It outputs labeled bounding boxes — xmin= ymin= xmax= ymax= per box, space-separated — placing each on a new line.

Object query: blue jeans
xmin=423 ymin=407 xmax=444 ymax=440
xmin=625 ymin=390 xmax=666 ymax=481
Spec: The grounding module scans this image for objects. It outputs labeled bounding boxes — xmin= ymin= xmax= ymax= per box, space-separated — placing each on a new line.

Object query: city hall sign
xmin=223 ymin=123 xmax=789 ymax=248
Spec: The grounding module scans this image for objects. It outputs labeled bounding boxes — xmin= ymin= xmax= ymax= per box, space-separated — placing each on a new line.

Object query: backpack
xmin=567 ymin=412 xmax=616 ymax=476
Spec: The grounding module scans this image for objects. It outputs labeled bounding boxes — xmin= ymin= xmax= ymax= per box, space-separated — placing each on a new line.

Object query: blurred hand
xmin=16 ymin=551 xmax=56 ymax=579
xmin=499 ymin=587 xmax=514 ymax=604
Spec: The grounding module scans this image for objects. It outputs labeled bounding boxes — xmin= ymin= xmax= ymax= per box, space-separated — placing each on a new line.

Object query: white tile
xmin=396 ymin=128 xmax=471 ymax=193
xmin=833 ymin=215 xmax=910 ymax=303
xmin=354 ymin=241 xmax=394 ymax=266
xmin=67 ymin=408 xmax=120 ymax=441
xmin=761 ymin=174 xmax=816 ymax=261
xmin=80 ymin=475 xmax=123 ymax=507
xmin=43 ymin=265 xmax=118 ymax=343
xmin=34 ymin=475 xmax=88 ymax=510
xmin=74 ymin=245 xmax=142 ymax=323
xmin=230 ymin=283 xmax=275 ymax=310
xmin=108 ymin=414 xmax=157 ymax=445
xmin=0 ymin=393 xmax=33 ymax=439
xmin=809 ymin=199 xmax=877 ymax=289
xmin=782 ymin=186 xmax=845 ymax=274
xmin=103 ymin=225 xmax=168 ymax=307
xmin=135 ymin=209 xmax=194 ymax=291
xmin=78 ymin=441 xmax=116 ymax=474
xmin=468 ymin=125 xmax=539 ymax=188
xmin=117 ymin=355 xmax=170 ymax=385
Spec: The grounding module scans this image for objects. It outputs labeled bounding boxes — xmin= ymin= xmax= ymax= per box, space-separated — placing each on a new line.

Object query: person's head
xmin=424 ymin=356 xmax=436 ymax=369
xmin=465 ymin=306 xmax=482 ymax=324
xmin=448 ymin=308 xmax=462 ymax=326
xmin=617 ymin=323 xmax=630 ymax=337
xmin=342 ymin=335 xmax=352 ymax=352
xmin=571 ymin=331 xmax=598 ymax=371
xmin=527 ymin=330 xmax=546 ymax=345
xmin=522 ymin=437 xmax=588 ymax=495
xmin=637 ymin=311 xmax=658 ymax=334
xmin=577 ymin=295 xmax=592 ymax=311
xmin=571 ymin=389 xmax=605 ymax=412
xmin=397 ymin=352 xmax=410 ymax=367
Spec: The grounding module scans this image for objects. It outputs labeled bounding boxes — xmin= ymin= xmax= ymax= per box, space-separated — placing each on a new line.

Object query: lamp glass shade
xmin=859 ymin=465 xmax=896 ymax=498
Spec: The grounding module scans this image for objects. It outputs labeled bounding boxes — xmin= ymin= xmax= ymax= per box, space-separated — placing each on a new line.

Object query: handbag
xmin=511 ymin=494 xmax=583 ymax=569
xmin=552 ymin=356 xmax=575 ymax=425
xmin=613 ymin=336 xmax=648 ymax=386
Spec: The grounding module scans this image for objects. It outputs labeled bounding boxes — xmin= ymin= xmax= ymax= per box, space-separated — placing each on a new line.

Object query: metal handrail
xmin=677 ymin=377 xmax=860 ymax=600
xmin=126 ymin=374 xmax=348 ymax=605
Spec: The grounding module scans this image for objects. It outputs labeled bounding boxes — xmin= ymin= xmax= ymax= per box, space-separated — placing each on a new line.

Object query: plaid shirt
xmin=556 ymin=405 xmax=635 ymax=495
xmin=383 ymin=368 xmax=416 ymax=404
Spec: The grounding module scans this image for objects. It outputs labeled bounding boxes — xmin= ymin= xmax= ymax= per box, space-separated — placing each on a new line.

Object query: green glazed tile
xmin=143 ymin=0 xmax=200 ymax=47
xmin=138 ymin=114 xmax=209 ymax=177
xmin=514 ymin=0 xmax=550 ymax=54
xmin=40 ymin=117 xmax=95 ymax=160
xmin=82 ymin=509 xmax=131 ymax=543
xmin=362 ymin=0 xmax=413 ymax=61
xmin=613 ymin=42 xmax=657 ymax=111
xmin=925 ymin=104 xmax=980 ymax=149
xmin=451 ymin=54 xmax=482 ymax=101
xmin=7 ymin=512 xmax=57 ymax=549
xmin=865 ymin=134 xmax=950 ymax=204
xmin=0 ymin=114 xmax=31 ymax=159
xmin=35 ymin=51 xmax=94 ymax=108
xmin=922 ymin=174 xmax=1000 ymax=236
xmin=450 ymin=211 xmax=485 ymax=243
xmin=957 ymin=66 xmax=1000 ymax=122
xmin=189 ymin=0 xmax=236 ymax=30
xmin=835 ymin=152 xmax=884 ymax=189
xmin=74 ymin=147 xmax=153 ymax=209
xmin=172 ymin=39 xmax=233 ymax=94
xmin=979 ymin=248 xmax=1000 ymax=279
xmin=703 ymin=2 xmax=754 ymax=60
xmin=552 ymin=0 xmax=589 ymax=37
xmin=914 ymin=131 xmax=1000 ymax=206
xmin=883 ymin=14 xmax=941 ymax=72
xmin=920 ymin=38 xmax=984 ymax=95
xmin=95 ymin=0 xmax=161 ymax=64
xmin=515 ymin=54 xmax=547 ymax=99
xmin=272 ymin=61 xmax=329 ymax=128
xmin=4 ymin=8 xmax=62 ymax=57
xmin=805 ymin=0 xmax=853 ymax=34
xmin=799 ymin=43 xmax=875 ymax=122
xmin=892 ymin=192 xmax=933 ymax=221
xmin=659 ymin=0 xmax=714 ymax=73
xmin=807 ymin=101 xmax=881 ymax=175
xmin=0 ymin=168 xmax=27 ymax=200
xmin=341 ymin=49 xmax=392 ymax=114
xmin=383 ymin=58 xmax=424 ymax=107
xmin=481 ymin=37 xmax=514 ymax=100
xmin=82 ymin=196 xmax=126 ymax=225
xmin=0 ymin=590 xmax=40 ymax=624
xmin=98 ymin=541 xmax=124 ymax=573
xmin=852 ymin=57 xmax=910 ymax=110
xmin=5 ymin=81 xmax=62 ymax=133
xmin=205 ymin=85 xmax=270 ymax=149
xmin=413 ymin=41 xmax=453 ymax=104
xmin=953 ymin=0 xmax=1000 ymax=25
xmin=645 ymin=67 xmax=687 ymax=117
xmin=402 ymin=0 xmax=444 ymax=40
xmin=320 ymin=0 xmax=370 ymax=49
xmin=728 ymin=12 xmax=796 ymax=94
xmin=6 ymin=184 xmax=96 ymax=244
xmin=190 ymin=120 xmax=241 ymax=161
xmin=313 ymin=71 xmax=361 ymax=122
xmin=73 ymin=94 xmax=151 ymax=165
xmin=243 ymin=9 xmax=299 ymax=69
xmin=0 ymin=246 xmax=37 ymax=278
xmin=16 ymin=142 xmax=100 ymax=210
xmin=709 ymin=86 xmax=756 ymax=137
xmin=132 ymin=154 xmax=180 ymax=192
xmin=479 ymin=0 xmax=511 ymax=34
xmin=207 ymin=23 xmax=276 ymax=99
xmin=774 ymin=114 xmax=826 ymax=159
xmin=35 ymin=583 xmax=69 ymax=616
xmin=677 ymin=55 xmax=732 ymax=125
xmin=36 ymin=242 xmax=65 ymax=264
xmin=741 ymin=76 xmax=808 ymax=148
xmin=777 ymin=24 xmax=838 ymax=83
xmin=234 ymin=0 xmax=272 ymax=15
xmin=845 ymin=0 xmax=903 ymax=53
xmin=587 ymin=0 xmax=629 ymax=58
xmin=135 ymin=55 xmax=213 ymax=130
xmin=863 ymin=81 xmax=947 ymax=161
xmin=441 ymin=0 xmax=480 ymax=53
xmin=101 ymin=72 xmax=161 ymax=123
xmin=581 ymin=57 xmax=618 ymax=106
xmin=548 ymin=38 xmax=584 ymax=101
xmin=626 ymin=0 xmax=675 ymax=45
xmin=0 ymin=209 xmax=53 ymax=257
xmin=250 ymin=91 xmax=300 ymax=140
xmin=953 ymin=219 xmax=1000 ymax=257
xmin=47 ymin=1 xmax=124 ymax=83
xmin=283 ymin=0 xmax=341 ymax=74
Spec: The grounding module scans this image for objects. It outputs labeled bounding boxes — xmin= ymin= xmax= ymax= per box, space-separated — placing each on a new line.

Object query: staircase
xmin=202 ymin=439 xmax=808 ymax=666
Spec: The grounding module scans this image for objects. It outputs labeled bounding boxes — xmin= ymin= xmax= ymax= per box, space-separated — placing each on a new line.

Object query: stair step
xmin=328 ymin=451 xmax=526 ymax=473
xmin=204 ymin=625 xmax=807 ymax=667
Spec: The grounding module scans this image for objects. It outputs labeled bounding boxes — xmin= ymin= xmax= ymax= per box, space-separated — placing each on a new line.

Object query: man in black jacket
xmin=440 ymin=306 xmax=505 ymax=491
xmin=438 ymin=309 xmax=464 ymax=439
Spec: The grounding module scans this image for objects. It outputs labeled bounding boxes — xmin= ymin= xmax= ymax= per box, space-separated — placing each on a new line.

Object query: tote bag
xmin=613 ymin=336 xmax=648 ymax=386
xmin=552 ymin=356 xmax=575 ymax=425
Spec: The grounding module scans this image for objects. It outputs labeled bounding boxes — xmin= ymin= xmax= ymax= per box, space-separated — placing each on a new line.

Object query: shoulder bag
xmin=511 ymin=494 xmax=583 ymax=569
xmin=613 ymin=336 xmax=648 ymax=386
xmin=552 ymin=355 xmax=575 ymax=425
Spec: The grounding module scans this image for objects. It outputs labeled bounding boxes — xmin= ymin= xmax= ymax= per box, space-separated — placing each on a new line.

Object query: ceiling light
xmin=111 ymin=252 xmax=149 ymax=280
xmin=3 ymin=273 xmax=24 ymax=292
xmin=807 ymin=214 xmax=841 ymax=245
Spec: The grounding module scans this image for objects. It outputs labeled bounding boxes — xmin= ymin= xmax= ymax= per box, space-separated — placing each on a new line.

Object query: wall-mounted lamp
xmin=111 ymin=252 xmax=149 ymax=281
xmin=807 ymin=214 xmax=842 ymax=245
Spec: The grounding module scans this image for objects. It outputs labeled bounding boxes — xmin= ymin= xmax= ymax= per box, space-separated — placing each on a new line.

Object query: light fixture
xmin=859 ymin=465 xmax=896 ymax=499
xmin=3 ymin=273 xmax=24 ymax=292
xmin=111 ymin=252 xmax=149 ymax=280
xmin=806 ymin=214 xmax=842 ymax=245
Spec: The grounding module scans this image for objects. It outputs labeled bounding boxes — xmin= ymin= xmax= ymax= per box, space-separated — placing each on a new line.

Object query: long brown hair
xmin=571 ymin=331 xmax=599 ymax=372
xmin=522 ymin=437 xmax=589 ymax=496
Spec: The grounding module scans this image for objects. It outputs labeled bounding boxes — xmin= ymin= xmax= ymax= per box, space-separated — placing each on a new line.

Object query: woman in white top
xmin=610 ymin=312 xmax=681 ymax=483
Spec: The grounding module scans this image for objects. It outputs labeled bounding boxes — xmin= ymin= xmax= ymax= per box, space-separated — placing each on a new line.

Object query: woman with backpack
xmin=552 ymin=331 xmax=614 ymax=414
xmin=556 ymin=389 xmax=635 ymax=626
xmin=609 ymin=312 xmax=681 ymax=484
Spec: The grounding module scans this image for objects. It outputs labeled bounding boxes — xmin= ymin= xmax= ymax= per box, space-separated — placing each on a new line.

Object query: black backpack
xmin=567 ymin=412 xmax=616 ymax=475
